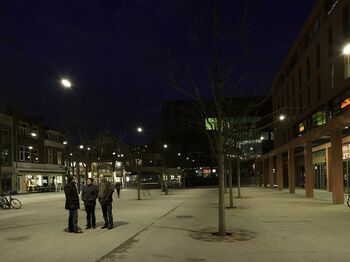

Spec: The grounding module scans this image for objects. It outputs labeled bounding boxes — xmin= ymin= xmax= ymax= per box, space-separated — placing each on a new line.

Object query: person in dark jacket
xmin=115 ymin=181 xmax=122 ymax=198
xmin=81 ymin=178 xmax=98 ymax=229
xmin=64 ymin=175 xmax=82 ymax=233
xmin=98 ymin=175 xmax=114 ymax=229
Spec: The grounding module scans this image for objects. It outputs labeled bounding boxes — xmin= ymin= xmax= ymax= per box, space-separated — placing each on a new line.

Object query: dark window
xmin=317 ymin=76 xmax=322 ymax=100
xmin=330 ymin=63 xmax=335 ymax=89
xmin=306 ymin=58 xmax=310 ymax=80
xmin=307 ymin=85 xmax=311 ymax=106
xmin=298 ymin=68 xmax=302 ymax=90
xmin=299 ymin=94 xmax=303 ymax=112
xmin=1 ymin=148 xmax=11 ymax=165
xmin=292 ymin=77 xmax=295 ymax=96
xmin=293 ymin=100 xmax=296 ymax=113
xmin=315 ymin=43 xmax=321 ymax=70
xmin=328 ymin=27 xmax=333 ymax=56
xmin=343 ymin=5 xmax=350 ymax=38
xmin=329 ymin=96 xmax=341 ymax=117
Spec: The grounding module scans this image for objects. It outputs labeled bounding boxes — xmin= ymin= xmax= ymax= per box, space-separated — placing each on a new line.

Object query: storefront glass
xmin=343 ymin=143 xmax=350 ymax=193
xmin=24 ymin=174 xmax=63 ymax=192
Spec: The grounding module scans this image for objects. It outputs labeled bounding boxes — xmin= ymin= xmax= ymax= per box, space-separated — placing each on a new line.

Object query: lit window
xmin=310 ymin=111 xmax=326 ymax=128
xmin=57 ymin=151 xmax=62 ymax=165
xmin=19 ymin=146 xmax=30 ymax=162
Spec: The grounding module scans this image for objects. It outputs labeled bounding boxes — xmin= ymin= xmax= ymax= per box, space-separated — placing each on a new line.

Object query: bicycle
xmin=0 ymin=192 xmax=22 ymax=209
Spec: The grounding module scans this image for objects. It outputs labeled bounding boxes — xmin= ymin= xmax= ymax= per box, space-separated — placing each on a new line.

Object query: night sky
xmin=0 ymin=0 xmax=315 ymax=143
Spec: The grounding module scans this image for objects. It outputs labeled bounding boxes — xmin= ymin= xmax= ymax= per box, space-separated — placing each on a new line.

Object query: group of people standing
xmin=64 ymin=174 xmax=119 ymax=233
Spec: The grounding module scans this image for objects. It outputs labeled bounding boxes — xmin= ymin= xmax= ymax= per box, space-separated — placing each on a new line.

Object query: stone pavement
xmin=1 ymin=187 xmax=350 ymax=262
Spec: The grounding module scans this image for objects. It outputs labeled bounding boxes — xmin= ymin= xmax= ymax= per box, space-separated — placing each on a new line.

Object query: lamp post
xmin=162 ymin=144 xmax=169 ymax=195
xmin=136 ymin=127 xmax=143 ymax=200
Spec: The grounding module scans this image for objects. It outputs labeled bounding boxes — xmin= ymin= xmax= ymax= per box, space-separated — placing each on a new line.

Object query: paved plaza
xmin=1 ymin=187 xmax=350 ymax=262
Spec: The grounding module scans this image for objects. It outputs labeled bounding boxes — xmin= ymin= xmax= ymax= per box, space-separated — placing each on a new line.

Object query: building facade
xmin=0 ymin=111 xmax=66 ymax=194
xmin=260 ymin=0 xmax=350 ymax=203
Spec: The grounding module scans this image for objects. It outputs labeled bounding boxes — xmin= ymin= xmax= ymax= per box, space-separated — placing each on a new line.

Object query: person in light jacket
xmin=98 ymin=175 xmax=114 ymax=229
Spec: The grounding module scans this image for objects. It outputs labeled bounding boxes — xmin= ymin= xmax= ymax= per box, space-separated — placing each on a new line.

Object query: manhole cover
xmin=176 ymin=215 xmax=194 ymax=219
xmin=189 ymin=228 xmax=256 ymax=243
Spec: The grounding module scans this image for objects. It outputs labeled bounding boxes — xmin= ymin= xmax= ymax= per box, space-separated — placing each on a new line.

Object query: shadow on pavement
xmin=63 ymin=221 xmax=129 ymax=232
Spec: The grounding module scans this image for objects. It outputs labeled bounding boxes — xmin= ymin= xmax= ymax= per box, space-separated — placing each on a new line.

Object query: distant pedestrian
xmin=81 ymin=178 xmax=98 ymax=229
xmin=98 ymin=175 xmax=114 ymax=229
xmin=64 ymin=175 xmax=82 ymax=233
xmin=115 ymin=181 xmax=122 ymax=198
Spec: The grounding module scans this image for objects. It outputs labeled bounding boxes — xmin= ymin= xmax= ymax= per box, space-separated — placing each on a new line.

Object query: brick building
xmin=0 ymin=111 xmax=66 ymax=193
xmin=260 ymin=0 xmax=350 ymax=203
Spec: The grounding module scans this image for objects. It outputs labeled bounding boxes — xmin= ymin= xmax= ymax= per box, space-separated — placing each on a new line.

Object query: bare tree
xmin=163 ymin=1 xmax=255 ymax=235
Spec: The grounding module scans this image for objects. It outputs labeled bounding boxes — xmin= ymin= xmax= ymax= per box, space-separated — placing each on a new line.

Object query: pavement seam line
xmin=95 ymin=202 xmax=184 ymax=262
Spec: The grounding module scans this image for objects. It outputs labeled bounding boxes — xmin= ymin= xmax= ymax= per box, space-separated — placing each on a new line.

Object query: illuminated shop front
xmin=17 ymin=172 xmax=64 ymax=193
xmin=343 ymin=143 xmax=350 ymax=194
xmin=24 ymin=174 xmax=63 ymax=192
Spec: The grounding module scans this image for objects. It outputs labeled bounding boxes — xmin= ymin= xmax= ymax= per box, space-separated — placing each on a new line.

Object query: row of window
xmin=18 ymin=122 xmax=65 ymax=142
xmin=295 ymin=90 xmax=350 ymax=137
xmin=18 ymin=146 xmax=62 ymax=164
xmin=276 ymin=1 xmax=346 ymax=88
xmin=18 ymin=121 xmax=38 ymax=138
xmin=45 ymin=132 xmax=65 ymax=142
xmin=274 ymin=2 xmax=350 ymax=114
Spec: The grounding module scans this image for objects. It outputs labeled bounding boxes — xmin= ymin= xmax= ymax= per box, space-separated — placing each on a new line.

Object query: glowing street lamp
xmin=61 ymin=78 xmax=72 ymax=88
xmin=79 ymin=145 xmax=84 ymax=149
xmin=137 ymin=127 xmax=143 ymax=133
xmin=63 ymin=141 xmax=68 ymax=145
xmin=343 ymin=43 xmax=350 ymax=55
xmin=278 ymin=114 xmax=286 ymax=121
xmin=343 ymin=43 xmax=350 ymax=78
xmin=163 ymin=144 xmax=168 ymax=149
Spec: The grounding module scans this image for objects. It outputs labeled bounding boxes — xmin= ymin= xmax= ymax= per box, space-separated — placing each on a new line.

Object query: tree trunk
xmin=182 ymin=170 xmax=186 ymax=189
xmin=159 ymin=172 xmax=164 ymax=191
xmin=0 ymin=140 xmax=3 ymax=195
xmin=228 ymin=158 xmax=234 ymax=208
xmin=237 ymin=158 xmax=241 ymax=198
xmin=77 ymin=161 xmax=81 ymax=194
xmin=164 ymin=171 xmax=168 ymax=195
xmin=85 ymin=159 xmax=89 ymax=182
xmin=224 ymin=168 xmax=227 ymax=194
xmin=137 ymin=169 xmax=141 ymax=200
xmin=218 ymin=136 xmax=226 ymax=236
